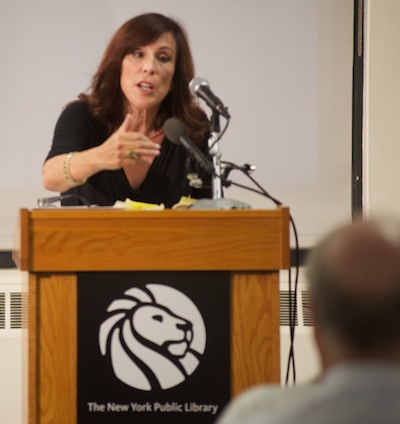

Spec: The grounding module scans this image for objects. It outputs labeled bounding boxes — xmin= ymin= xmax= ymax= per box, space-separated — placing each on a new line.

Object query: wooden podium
xmin=14 ymin=207 xmax=290 ymax=424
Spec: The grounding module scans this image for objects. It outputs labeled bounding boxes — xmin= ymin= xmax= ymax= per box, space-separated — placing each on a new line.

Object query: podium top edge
xmin=22 ymin=206 xmax=289 ymax=220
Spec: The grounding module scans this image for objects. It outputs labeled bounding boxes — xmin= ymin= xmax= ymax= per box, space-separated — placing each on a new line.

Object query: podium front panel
xmin=77 ymin=271 xmax=230 ymax=423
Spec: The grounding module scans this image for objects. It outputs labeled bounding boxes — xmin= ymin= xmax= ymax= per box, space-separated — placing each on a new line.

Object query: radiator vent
xmin=279 ymin=291 xmax=298 ymax=326
xmin=301 ymin=291 xmax=315 ymax=327
xmin=280 ymin=289 xmax=315 ymax=327
xmin=0 ymin=291 xmax=23 ymax=331
xmin=10 ymin=292 xmax=23 ymax=329
xmin=280 ymin=268 xmax=315 ymax=328
xmin=0 ymin=292 xmax=5 ymax=329
xmin=0 ymin=270 xmax=24 ymax=335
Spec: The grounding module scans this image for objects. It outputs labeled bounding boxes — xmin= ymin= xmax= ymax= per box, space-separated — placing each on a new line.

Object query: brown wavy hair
xmin=79 ymin=13 xmax=209 ymax=143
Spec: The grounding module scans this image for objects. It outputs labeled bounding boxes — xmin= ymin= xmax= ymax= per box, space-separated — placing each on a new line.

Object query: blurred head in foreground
xmin=307 ymin=216 xmax=400 ymax=369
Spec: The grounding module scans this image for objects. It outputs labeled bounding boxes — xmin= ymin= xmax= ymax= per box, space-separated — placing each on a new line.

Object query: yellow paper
xmin=114 ymin=199 xmax=165 ymax=211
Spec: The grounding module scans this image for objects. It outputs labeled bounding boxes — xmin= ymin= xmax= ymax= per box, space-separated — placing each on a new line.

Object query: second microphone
xmin=163 ymin=118 xmax=215 ymax=176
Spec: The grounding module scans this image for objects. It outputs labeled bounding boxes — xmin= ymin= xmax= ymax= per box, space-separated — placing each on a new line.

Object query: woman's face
xmin=120 ymin=32 xmax=176 ymax=115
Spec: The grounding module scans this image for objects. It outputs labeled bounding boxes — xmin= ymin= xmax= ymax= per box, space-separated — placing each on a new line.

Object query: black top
xmin=46 ymin=101 xmax=211 ymax=208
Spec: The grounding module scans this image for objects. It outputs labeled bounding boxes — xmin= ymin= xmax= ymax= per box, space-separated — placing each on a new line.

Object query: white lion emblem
xmin=98 ymin=284 xmax=206 ymax=391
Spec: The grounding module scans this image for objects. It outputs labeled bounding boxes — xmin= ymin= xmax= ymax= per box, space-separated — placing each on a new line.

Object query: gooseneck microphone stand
xmin=209 ymin=111 xmax=223 ymax=200
xmin=190 ymin=110 xmax=251 ymax=210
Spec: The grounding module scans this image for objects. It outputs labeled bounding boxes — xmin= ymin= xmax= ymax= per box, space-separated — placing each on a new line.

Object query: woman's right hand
xmin=94 ymin=113 xmax=161 ymax=170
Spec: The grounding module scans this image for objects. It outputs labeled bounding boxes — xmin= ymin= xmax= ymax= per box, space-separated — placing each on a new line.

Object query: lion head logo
xmin=98 ymin=284 xmax=207 ymax=391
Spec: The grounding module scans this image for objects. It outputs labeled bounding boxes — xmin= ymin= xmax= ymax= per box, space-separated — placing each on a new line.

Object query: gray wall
xmin=0 ymin=0 xmax=353 ymax=249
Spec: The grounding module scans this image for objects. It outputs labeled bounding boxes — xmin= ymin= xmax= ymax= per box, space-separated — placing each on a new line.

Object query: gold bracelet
xmin=63 ymin=152 xmax=87 ymax=186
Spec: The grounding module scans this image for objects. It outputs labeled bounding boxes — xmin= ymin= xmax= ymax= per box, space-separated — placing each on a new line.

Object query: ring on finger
xmin=128 ymin=151 xmax=140 ymax=160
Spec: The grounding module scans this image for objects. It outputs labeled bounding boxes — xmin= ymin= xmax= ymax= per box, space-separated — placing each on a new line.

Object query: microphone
xmin=163 ymin=118 xmax=214 ymax=175
xmin=189 ymin=77 xmax=231 ymax=119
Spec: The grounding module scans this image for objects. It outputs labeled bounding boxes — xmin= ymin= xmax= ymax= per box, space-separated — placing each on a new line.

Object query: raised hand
xmin=96 ymin=113 xmax=161 ymax=170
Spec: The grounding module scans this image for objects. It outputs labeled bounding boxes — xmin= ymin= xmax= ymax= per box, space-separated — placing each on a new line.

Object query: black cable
xmin=221 ymin=163 xmax=300 ymax=386
xmin=285 ymin=216 xmax=299 ymax=386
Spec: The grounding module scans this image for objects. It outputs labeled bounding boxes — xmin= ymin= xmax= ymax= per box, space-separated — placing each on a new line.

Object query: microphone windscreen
xmin=163 ymin=118 xmax=187 ymax=145
xmin=189 ymin=77 xmax=208 ymax=96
